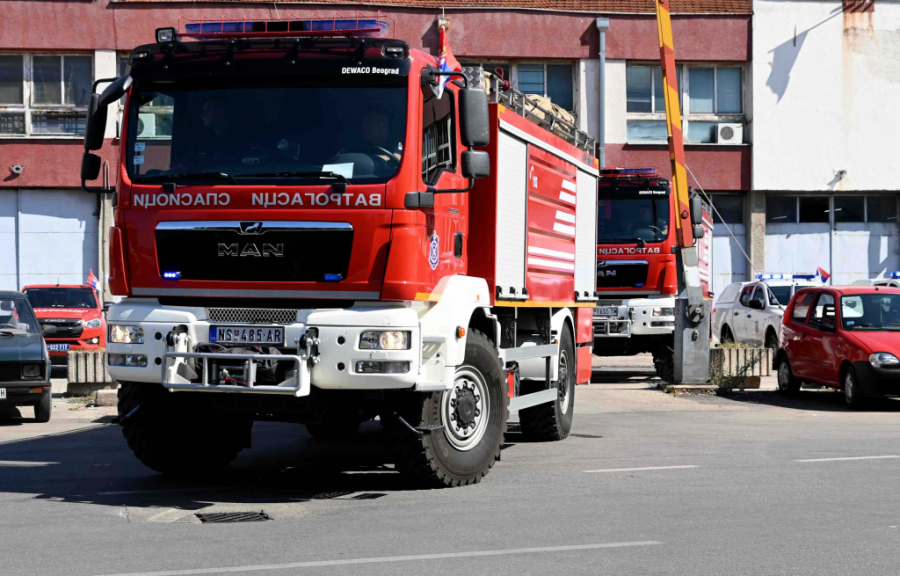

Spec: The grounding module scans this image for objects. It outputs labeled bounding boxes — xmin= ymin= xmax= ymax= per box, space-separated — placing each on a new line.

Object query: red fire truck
xmin=592 ymin=168 xmax=712 ymax=380
xmin=79 ymin=14 xmax=599 ymax=487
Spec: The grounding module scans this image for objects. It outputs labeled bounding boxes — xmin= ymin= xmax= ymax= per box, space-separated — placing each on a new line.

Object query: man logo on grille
xmin=239 ymin=221 xmax=263 ymax=235
xmin=429 ymin=233 xmax=439 ymax=270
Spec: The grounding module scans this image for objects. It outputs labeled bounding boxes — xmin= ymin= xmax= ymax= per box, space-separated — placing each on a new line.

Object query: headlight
xmin=22 ymin=364 xmax=41 ymax=378
xmin=109 ymin=325 xmax=144 ymax=344
xmin=653 ymin=307 xmax=675 ymax=317
xmin=359 ymin=330 xmax=410 ymax=350
xmin=869 ymin=352 xmax=900 ymax=368
xmin=84 ymin=318 xmax=102 ymax=329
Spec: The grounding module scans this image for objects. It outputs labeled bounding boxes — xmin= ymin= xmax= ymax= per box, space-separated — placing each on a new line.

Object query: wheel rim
xmin=441 ymin=367 xmax=491 ymax=452
xmin=845 ymin=373 xmax=854 ymax=403
xmin=558 ymin=350 xmax=571 ymax=415
xmin=778 ymin=362 xmax=790 ymax=391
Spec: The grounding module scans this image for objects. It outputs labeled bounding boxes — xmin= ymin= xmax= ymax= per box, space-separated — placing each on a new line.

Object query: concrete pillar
xmin=748 ymin=190 xmax=766 ymax=274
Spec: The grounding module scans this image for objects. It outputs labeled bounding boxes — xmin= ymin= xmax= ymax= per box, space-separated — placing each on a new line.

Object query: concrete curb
xmin=94 ymin=388 xmax=118 ymax=407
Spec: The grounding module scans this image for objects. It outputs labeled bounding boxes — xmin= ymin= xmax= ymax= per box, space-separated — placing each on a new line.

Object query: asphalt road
xmin=2 ymin=374 xmax=900 ymax=576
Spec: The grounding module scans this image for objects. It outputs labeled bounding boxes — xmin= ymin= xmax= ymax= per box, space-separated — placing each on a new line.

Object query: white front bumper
xmin=106 ymin=300 xmax=437 ymax=396
xmin=593 ymin=297 xmax=676 ymax=338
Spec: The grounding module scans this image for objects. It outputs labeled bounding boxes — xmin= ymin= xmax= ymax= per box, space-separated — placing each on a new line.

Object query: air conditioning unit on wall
xmin=137 ymin=113 xmax=156 ymax=138
xmin=716 ymin=123 xmax=743 ymax=145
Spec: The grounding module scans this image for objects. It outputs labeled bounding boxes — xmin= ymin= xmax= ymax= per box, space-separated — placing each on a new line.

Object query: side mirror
xmin=693 ymin=224 xmax=705 ymax=240
xmin=42 ymin=324 xmax=57 ymax=336
xmin=98 ymin=75 xmax=133 ymax=108
xmin=102 ymin=303 xmax=110 ymax=313
xmin=459 ymin=88 xmax=490 ymax=148
xmin=749 ymin=300 xmax=764 ymax=310
xmin=83 ymin=75 xmax=132 ymax=152
xmin=81 ymin=152 xmax=102 ymax=181
xmin=461 ymin=150 xmax=490 ymax=179
xmin=690 ymin=196 xmax=703 ymax=226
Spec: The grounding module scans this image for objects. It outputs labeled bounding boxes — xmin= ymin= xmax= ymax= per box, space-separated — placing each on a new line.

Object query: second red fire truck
xmin=80 ymin=14 xmax=599 ymax=487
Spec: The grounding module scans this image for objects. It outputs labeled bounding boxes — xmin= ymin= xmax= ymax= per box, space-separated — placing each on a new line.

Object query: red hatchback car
xmin=777 ymin=285 xmax=900 ymax=408
xmin=22 ymin=285 xmax=106 ymax=365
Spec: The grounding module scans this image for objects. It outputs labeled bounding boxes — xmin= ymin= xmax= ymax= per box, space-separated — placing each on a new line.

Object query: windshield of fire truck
xmin=125 ymin=77 xmax=407 ymax=185
xmin=597 ymin=189 xmax=670 ymax=244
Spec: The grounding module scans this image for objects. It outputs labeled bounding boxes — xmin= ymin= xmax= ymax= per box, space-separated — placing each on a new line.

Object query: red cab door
xmin=804 ymin=292 xmax=841 ymax=386
xmin=784 ymin=290 xmax=817 ymax=379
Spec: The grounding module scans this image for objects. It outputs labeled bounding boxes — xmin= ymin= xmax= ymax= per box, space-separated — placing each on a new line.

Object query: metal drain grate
xmin=352 ymin=493 xmax=387 ymax=500
xmin=312 ymin=490 xmax=354 ymax=500
xmin=196 ymin=511 xmax=272 ymax=523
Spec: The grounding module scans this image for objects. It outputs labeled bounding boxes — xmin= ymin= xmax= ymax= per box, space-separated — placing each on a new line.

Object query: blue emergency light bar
xmin=793 ymin=274 xmax=816 ymax=280
xmin=755 ymin=273 xmax=818 ymax=281
xmin=600 ymin=167 xmax=657 ymax=176
xmin=179 ymin=14 xmax=393 ymax=40
xmin=163 ymin=271 xmax=181 ymax=280
xmin=756 ymin=274 xmax=784 ymax=280
xmin=890 ymin=271 xmax=900 ymax=279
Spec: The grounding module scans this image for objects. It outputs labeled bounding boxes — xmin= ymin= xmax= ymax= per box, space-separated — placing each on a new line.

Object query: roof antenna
xmin=56 ymin=277 xmax=60 ymax=287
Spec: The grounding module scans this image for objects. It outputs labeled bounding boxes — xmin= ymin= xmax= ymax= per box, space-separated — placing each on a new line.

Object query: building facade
xmin=3 ymin=0 xmax=755 ymax=299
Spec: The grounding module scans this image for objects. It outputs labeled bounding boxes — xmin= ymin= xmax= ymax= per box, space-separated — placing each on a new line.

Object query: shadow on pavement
xmin=717 ymin=388 xmax=900 ymax=413
xmin=590 ymin=368 xmax=660 ymax=385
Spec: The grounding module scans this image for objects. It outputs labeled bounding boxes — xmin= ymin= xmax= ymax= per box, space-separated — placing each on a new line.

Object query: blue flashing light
xmin=163 ymin=271 xmax=181 ymax=280
xmin=756 ymin=274 xmax=784 ymax=281
xmin=890 ymin=271 xmax=900 ymax=279
xmin=184 ymin=18 xmax=388 ymax=36
xmin=323 ymin=273 xmax=342 ymax=282
xmin=635 ymin=283 xmax=645 ymax=287
xmin=793 ymin=274 xmax=816 ymax=280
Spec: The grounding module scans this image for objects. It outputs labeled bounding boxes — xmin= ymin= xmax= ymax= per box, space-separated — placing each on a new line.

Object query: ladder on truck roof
xmin=462 ymin=66 xmax=596 ymax=155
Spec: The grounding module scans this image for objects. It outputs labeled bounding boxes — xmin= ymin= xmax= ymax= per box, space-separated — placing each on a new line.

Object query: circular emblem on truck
xmin=429 ymin=233 xmax=440 ymax=270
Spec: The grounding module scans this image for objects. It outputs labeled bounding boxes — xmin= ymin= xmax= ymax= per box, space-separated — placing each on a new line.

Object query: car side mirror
xmin=459 ymin=87 xmax=490 ymax=148
xmin=818 ymin=318 xmax=836 ymax=333
xmin=690 ymin=196 xmax=703 ymax=226
xmin=81 ymin=152 xmax=102 ymax=181
xmin=461 ymin=150 xmax=490 ymax=179
xmin=42 ymin=324 xmax=57 ymax=336
xmin=749 ymin=300 xmax=764 ymax=310
xmin=102 ymin=304 xmax=110 ymax=313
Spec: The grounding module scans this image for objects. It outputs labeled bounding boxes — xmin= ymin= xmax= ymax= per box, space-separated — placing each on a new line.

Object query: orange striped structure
xmin=655 ymin=0 xmax=694 ymax=249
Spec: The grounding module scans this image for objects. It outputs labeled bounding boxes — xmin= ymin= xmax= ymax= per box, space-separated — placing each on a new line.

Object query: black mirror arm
xmin=421 ymin=69 xmax=469 ymax=89
xmin=427 ymin=179 xmax=475 ymax=195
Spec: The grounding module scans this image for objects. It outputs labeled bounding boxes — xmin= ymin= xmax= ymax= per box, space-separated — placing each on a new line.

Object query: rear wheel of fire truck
xmin=653 ymin=349 xmax=675 ymax=383
xmin=117 ymin=382 xmax=251 ymax=476
xmin=33 ymin=390 xmax=52 ymax=423
xmin=519 ymin=327 xmax=575 ymax=441
xmin=386 ymin=330 xmax=507 ymax=487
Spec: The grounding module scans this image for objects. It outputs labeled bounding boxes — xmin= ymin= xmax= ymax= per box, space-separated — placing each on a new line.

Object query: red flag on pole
xmin=817 ymin=267 xmax=831 ymax=283
xmin=87 ymin=269 xmax=100 ymax=291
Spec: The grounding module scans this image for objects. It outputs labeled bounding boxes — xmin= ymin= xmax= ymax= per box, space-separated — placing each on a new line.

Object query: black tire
xmin=117 ymin=382 xmax=252 ymax=476
xmin=385 ymin=329 xmax=507 ymax=487
xmin=653 ymin=349 xmax=675 ymax=383
xmin=34 ymin=390 xmax=52 ymax=423
xmin=765 ymin=330 xmax=779 ymax=371
xmin=842 ymin=366 xmax=868 ymax=410
xmin=520 ymin=328 xmax=576 ymax=441
xmin=721 ymin=325 xmax=735 ymax=344
xmin=305 ymin=418 xmax=361 ymax=441
xmin=776 ymin=355 xmax=800 ymax=396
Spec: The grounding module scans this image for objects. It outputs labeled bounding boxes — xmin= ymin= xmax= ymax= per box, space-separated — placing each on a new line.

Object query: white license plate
xmin=48 ymin=344 xmax=70 ymax=351
xmin=0 ymin=388 xmax=5 ymax=400
xmin=210 ymin=326 xmax=285 ymax=345
xmin=597 ymin=307 xmax=618 ymax=317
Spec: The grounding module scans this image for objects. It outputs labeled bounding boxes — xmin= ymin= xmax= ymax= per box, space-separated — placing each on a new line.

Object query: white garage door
xmin=0 ymin=189 xmax=99 ymax=291
xmin=710 ymin=194 xmax=749 ymax=299
xmin=765 ymin=195 xmax=900 ymax=284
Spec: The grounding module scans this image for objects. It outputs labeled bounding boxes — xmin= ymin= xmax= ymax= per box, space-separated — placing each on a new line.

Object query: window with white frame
xmin=0 ymin=53 xmax=93 ymax=137
xmin=118 ymin=54 xmax=173 ymax=140
xmin=461 ymin=60 xmax=575 ymax=113
xmin=625 ymin=64 xmax=743 ymax=144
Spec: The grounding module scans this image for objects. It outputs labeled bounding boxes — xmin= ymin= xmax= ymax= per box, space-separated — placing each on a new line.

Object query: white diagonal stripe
xmin=528 ymin=246 xmax=576 ymax=261
xmin=553 ymin=222 xmax=576 ymax=236
xmin=559 ymin=191 xmax=577 ymax=205
xmin=584 ymin=465 xmax=698 ymax=473
xmin=528 ymin=257 xmax=576 ymax=271
xmin=555 ymin=210 xmax=576 ymax=224
xmin=795 ymin=455 xmax=899 ymax=463
xmin=561 ymin=179 xmax=577 ymax=191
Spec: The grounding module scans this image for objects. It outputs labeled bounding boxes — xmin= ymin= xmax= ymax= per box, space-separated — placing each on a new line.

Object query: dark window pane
xmin=711 ymin=194 xmax=744 ymax=224
xmin=0 ymin=112 xmax=25 ymax=134
xmin=716 ymin=68 xmax=742 ymax=113
xmin=546 ymin=64 xmax=573 ymax=111
xmin=626 ymin=66 xmax=652 ymax=113
xmin=867 ymin=196 xmax=898 ymax=223
xmin=31 ymin=111 xmax=86 ymax=135
xmin=119 ymin=56 xmax=129 ymax=77
xmin=0 ymin=55 xmax=23 ymax=104
xmin=834 ymin=196 xmax=864 ymax=223
xmin=517 ymin=64 xmax=544 ymax=95
xmin=64 ymin=56 xmax=92 ymax=106
xmin=654 ymin=66 xmax=683 ymax=113
xmin=767 ymin=196 xmax=796 ymax=223
xmin=799 ymin=197 xmax=830 ymax=223
xmin=33 ymin=55 xmax=61 ymax=104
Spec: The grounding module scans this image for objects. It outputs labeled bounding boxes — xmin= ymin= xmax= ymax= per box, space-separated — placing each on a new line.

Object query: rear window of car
xmin=792 ymin=291 xmax=816 ymax=322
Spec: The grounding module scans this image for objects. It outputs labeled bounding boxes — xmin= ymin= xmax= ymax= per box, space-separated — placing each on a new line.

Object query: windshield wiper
xmin=138 ymin=172 xmax=240 ymax=185
xmin=599 ymin=237 xmax=647 ymax=247
xmin=238 ymin=171 xmax=351 ymax=184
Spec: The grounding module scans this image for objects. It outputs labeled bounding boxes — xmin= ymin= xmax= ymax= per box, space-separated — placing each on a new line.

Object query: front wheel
xmin=34 ymin=390 xmax=52 ymax=423
xmin=843 ymin=367 xmax=868 ymax=410
xmin=386 ymin=330 xmax=507 ymax=487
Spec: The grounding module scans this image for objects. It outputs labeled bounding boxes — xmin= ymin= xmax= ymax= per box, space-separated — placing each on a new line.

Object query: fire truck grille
xmin=208 ymin=308 xmax=298 ymax=325
xmin=596 ymin=262 xmax=649 ymax=289
xmin=155 ymin=221 xmax=354 ymax=282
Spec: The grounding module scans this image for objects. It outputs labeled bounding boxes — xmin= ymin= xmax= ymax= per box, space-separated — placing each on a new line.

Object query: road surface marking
xmin=584 ymin=465 xmax=698 ymax=473
xmin=0 ymin=460 xmax=57 ymax=467
xmin=795 ymin=455 xmax=899 ymax=463
xmin=90 ymin=541 xmax=663 ymax=576
xmin=96 ymin=488 xmax=213 ymax=496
